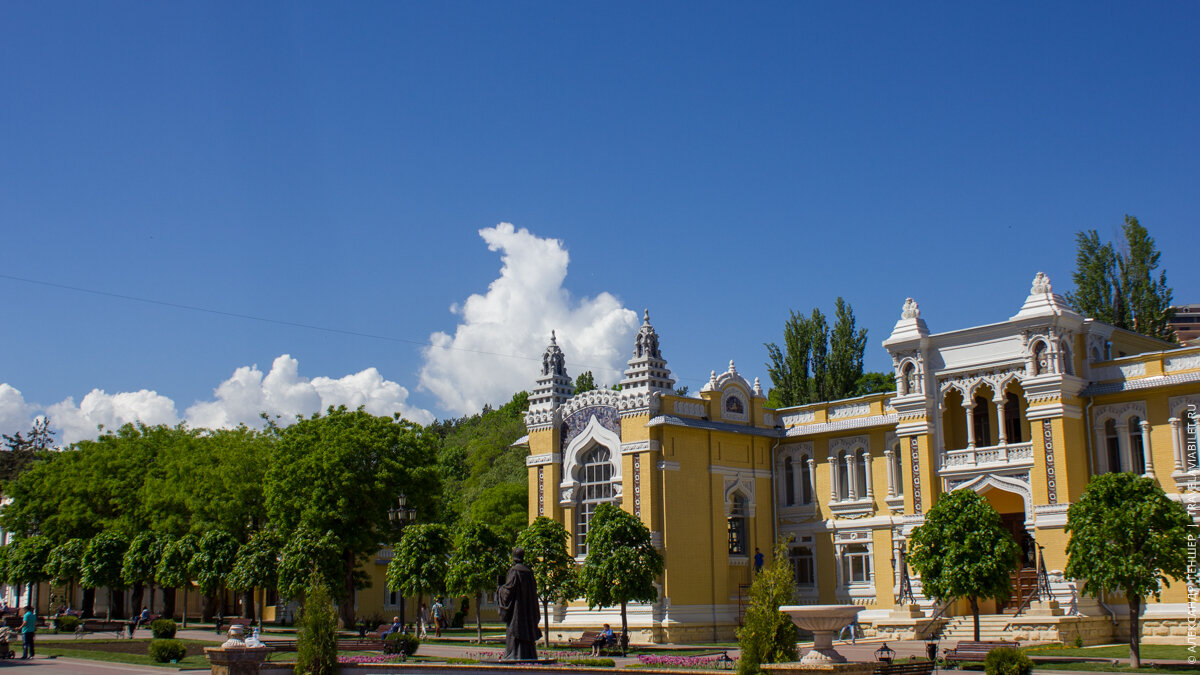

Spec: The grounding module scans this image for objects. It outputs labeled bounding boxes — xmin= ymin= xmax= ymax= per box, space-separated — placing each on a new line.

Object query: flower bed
xmin=637 ymin=654 xmax=737 ymax=669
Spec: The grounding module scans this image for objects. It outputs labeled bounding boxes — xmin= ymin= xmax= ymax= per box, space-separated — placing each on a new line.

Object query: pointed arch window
xmin=1004 ymin=392 xmax=1023 ymax=443
xmin=836 ymin=451 xmax=850 ymax=500
xmin=800 ymin=454 xmax=813 ymax=504
xmin=891 ymin=443 xmax=904 ymax=496
xmin=1032 ymin=341 xmax=1050 ymax=375
xmin=783 ymin=457 xmax=795 ymax=506
xmin=727 ymin=493 xmax=748 ymax=555
xmin=1104 ymin=419 xmax=1122 ymax=473
xmin=854 ymin=449 xmax=868 ymax=499
xmin=575 ymin=446 xmax=613 ymax=555
xmin=973 ymin=396 xmax=993 ymax=446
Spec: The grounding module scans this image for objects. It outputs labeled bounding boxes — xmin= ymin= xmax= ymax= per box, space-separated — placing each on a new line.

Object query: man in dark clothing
xmin=498 ymin=547 xmax=541 ymax=661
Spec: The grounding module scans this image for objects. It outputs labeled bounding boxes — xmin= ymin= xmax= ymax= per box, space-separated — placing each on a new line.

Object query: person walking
xmin=418 ymin=602 xmax=430 ymax=639
xmin=20 ymin=605 xmax=36 ymax=660
xmin=432 ymin=598 xmax=444 ymax=638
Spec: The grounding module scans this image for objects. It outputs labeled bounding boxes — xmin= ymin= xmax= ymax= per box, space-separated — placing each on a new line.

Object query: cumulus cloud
xmin=0 ymin=356 xmax=433 ymax=445
xmin=419 ymin=223 xmax=639 ymax=415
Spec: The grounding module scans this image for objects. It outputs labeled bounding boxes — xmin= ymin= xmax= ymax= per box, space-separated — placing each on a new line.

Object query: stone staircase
xmin=937 ymin=614 xmax=1015 ymax=641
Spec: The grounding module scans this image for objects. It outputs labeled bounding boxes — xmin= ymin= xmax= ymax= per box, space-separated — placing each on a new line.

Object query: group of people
xmin=379 ymin=598 xmax=448 ymax=640
xmin=0 ymin=606 xmax=39 ymax=660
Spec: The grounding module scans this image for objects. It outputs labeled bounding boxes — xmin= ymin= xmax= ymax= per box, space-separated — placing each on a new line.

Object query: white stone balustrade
xmin=941 ymin=441 xmax=1034 ymax=471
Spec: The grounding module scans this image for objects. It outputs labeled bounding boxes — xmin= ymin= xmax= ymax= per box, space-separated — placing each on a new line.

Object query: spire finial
xmin=550 ymin=330 xmax=557 ymax=344
xmin=729 ymin=359 xmax=737 ymax=373
xmin=643 ymin=309 xmax=650 ymax=324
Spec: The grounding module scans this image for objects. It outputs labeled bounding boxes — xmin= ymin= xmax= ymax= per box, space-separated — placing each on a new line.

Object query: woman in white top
xmin=418 ymin=603 xmax=430 ymax=639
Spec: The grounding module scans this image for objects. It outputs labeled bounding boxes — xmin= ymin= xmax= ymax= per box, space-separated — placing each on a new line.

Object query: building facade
xmin=522 ymin=273 xmax=1200 ymax=644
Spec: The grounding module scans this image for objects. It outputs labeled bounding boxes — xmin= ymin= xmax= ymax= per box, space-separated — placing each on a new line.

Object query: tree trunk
xmin=181 ymin=587 xmax=188 ymax=628
xmin=342 ymin=548 xmax=357 ymax=628
xmin=109 ymin=587 xmax=125 ymax=619
xmin=201 ymin=592 xmax=214 ymax=622
xmin=82 ymin=587 xmax=95 ymax=618
xmin=26 ymin=581 xmax=34 ymax=609
xmin=148 ymin=584 xmax=156 ymax=613
xmin=543 ymin=599 xmax=551 ymax=647
xmin=620 ymin=600 xmax=628 ymax=657
xmin=163 ymin=587 xmax=176 ymax=620
xmin=130 ymin=582 xmax=144 ymax=615
xmin=969 ymin=596 xmax=981 ymax=642
xmin=1129 ymin=595 xmax=1142 ymax=669
xmin=243 ymin=590 xmax=254 ymax=619
xmin=475 ymin=590 xmax=483 ymax=643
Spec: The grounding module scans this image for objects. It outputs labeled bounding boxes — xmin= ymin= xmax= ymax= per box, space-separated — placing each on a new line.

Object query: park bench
xmin=74 ymin=619 xmax=129 ymax=639
xmin=567 ymin=630 xmax=627 ymax=654
xmin=874 ymin=659 xmax=936 ymax=675
xmin=365 ymin=624 xmax=395 ymax=640
xmin=943 ymin=640 xmax=1019 ymax=663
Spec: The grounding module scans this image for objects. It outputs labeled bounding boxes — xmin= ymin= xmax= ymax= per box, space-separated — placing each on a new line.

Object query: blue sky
xmin=2 ymin=3 xmax=1197 ymax=442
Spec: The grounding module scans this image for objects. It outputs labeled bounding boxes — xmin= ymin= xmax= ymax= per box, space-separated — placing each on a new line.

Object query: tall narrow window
xmin=783 ymin=457 xmax=795 ymax=506
xmin=854 ymin=449 xmax=868 ymax=499
xmin=1005 ymin=392 xmax=1023 ymax=443
xmin=1129 ymin=417 xmax=1146 ymax=475
xmin=1105 ymin=420 xmax=1122 ymax=473
xmin=800 ymin=455 xmax=813 ymax=504
xmin=973 ymin=396 xmax=993 ymax=446
xmin=891 ymin=444 xmax=904 ymax=496
xmin=727 ymin=493 xmax=748 ymax=555
xmin=790 ymin=546 xmax=816 ymax=587
xmin=842 ymin=544 xmax=871 ymax=584
xmin=836 ymin=451 xmax=850 ymax=500
xmin=575 ymin=446 xmax=613 ymax=556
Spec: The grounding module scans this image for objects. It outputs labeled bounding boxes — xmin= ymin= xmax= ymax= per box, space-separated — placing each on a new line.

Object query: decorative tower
xmin=528 ymin=331 xmax=574 ymax=416
xmin=619 ymin=310 xmax=676 ymax=394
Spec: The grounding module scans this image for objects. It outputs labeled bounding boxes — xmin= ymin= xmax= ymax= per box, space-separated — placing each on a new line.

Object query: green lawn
xmin=38 ymin=638 xmax=213 ymax=669
xmin=1026 ymin=644 xmax=1195 ymax=660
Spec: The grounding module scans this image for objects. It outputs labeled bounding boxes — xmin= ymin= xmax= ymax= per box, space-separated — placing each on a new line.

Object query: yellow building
xmin=522 ymin=273 xmax=1200 ymax=645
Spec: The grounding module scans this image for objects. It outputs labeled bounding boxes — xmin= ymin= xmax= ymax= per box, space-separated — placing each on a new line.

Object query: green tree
xmin=573 ymin=371 xmax=596 ymax=395
xmin=853 ymin=371 xmax=896 ymax=396
xmin=192 ymin=530 xmax=239 ymax=620
xmin=0 ymin=416 xmax=54 ymax=488
xmin=294 ymin=571 xmax=338 ymax=675
xmin=122 ymin=532 xmax=164 ymax=615
xmin=1065 ymin=473 xmax=1199 ymax=669
xmin=81 ymin=531 xmax=131 ymax=619
xmin=579 ymin=503 xmax=664 ymax=655
xmin=736 ymin=538 xmax=799 ymax=675
xmin=228 ymin=530 xmax=281 ymax=621
xmin=387 ymin=523 xmax=451 ymax=618
xmin=1068 ymin=217 xmax=1175 ymax=341
xmin=46 ymin=538 xmax=87 ymax=612
xmin=266 ymin=406 xmax=440 ymax=626
xmin=766 ymin=299 xmax=871 ymax=407
xmin=276 ymin=527 xmax=343 ymax=602
xmin=445 ymin=522 xmax=509 ymax=643
xmin=156 ymin=534 xmax=199 ymax=626
xmin=8 ymin=535 xmax=53 ymax=609
xmin=907 ymin=490 xmax=1020 ymax=642
xmin=515 ymin=517 xmax=579 ymax=647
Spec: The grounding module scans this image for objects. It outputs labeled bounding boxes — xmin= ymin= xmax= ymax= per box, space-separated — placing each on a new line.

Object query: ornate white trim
xmin=656 ymin=460 xmax=681 ymax=471
xmin=526 ymin=453 xmax=561 ymax=467
xmin=1034 ymin=503 xmax=1071 ymax=528
xmin=1165 ymin=353 xmax=1200 ymax=373
xmin=829 ymin=435 xmax=869 ymax=455
xmin=785 ymin=413 xmax=898 ymax=437
xmin=620 ymin=440 xmax=660 ymax=455
xmin=1169 ymin=395 xmax=1200 ymax=418
xmin=560 ymin=415 xmax=623 ymax=488
xmin=829 ymin=401 xmax=871 ymax=419
xmin=723 ymin=475 xmax=756 ymax=517
xmin=720 ymin=388 xmax=750 ymax=423
xmin=948 ymin=473 xmax=1033 ymax=526
xmin=673 ymin=399 xmax=706 ymax=418
xmin=1093 ymin=400 xmax=1148 ymax=427
xmin=780 ymin=410 xmax=816 ymax=426
xmin=560 ymin=388 xmax=621 ymax=419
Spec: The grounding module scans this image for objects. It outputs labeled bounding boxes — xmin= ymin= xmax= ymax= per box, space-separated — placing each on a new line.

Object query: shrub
xmin=451 ymin=609 xmax=465 ymax=628
xmin=384 ymin=632 xmax=420 ymax=656
xmin=566 ymin=658 xmax=616 ymax=667
xmin=148 ymin=639 xmax=187 ymax=663
xmin=54 ymin=615 xmax=80 ymax=633
xmin=1072 ymin=635 xmax=1083 ymax=649
xmin=984 ymin=648 xmax=1032 ymax=675
xmin=295 ymin=572 xmax=339 ymax=675
xmin=736 ymin=538 xmax=800 ymax=675
xmin=150 ymin=618 xmax=177 ymax=639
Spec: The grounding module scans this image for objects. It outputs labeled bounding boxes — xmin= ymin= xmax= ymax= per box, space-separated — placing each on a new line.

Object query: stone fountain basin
xmin=779 ymin=604 xmax=862 ymax=631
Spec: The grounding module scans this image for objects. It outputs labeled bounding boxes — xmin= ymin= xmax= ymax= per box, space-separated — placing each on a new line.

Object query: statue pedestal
xmin=204 ymin=646 xmax=272 ymax=675
xmin=890 ymin=604 xmax=925 ymax=619
xmin=1025 ymin=600 xmax=1064 ymax=617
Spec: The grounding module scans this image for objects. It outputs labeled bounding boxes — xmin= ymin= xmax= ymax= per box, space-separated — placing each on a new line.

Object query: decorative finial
xmin=728 ymin=360 xmax=737 ymax=373
xmin=901 ymin=298 xmax=920 ymax=320
xmin=1031 ymin=272 xmax=1052 ymax=294
xmin=550 ymin=330 xmax=557 ymax=344
xmin=753 ymin=377 xmax=764 ymax=397
xmin=643 ymin=309 xmax=650 ymax=323
xmin=710 ymin=370 xmax=718 ymax=384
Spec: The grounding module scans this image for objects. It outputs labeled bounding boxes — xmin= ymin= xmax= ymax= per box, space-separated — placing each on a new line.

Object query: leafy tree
xmin=736 ymin=538 xmax=799 ymax=675
xmin=515 ymin=517 xmax=579 ymax=647
xmin=1065 ymin=473 xmax=1199 ymax=668
xmin=266 ymin=406 xmax=440 ymax=626
xmin=907 ymin=490 xmax=1020 ymax=641
xmin=228 ymin=530 xmax=281 ymax=620
xmin=467 ymin=483 xmax=528 ymax=544
xmin=81 ymin=531 xmax=131 ymax=619
xmin=276 ymin=527 xmax=343 ymax=602
xmin=1068 ymin=217 xmax=1175 ymax=341
xmin=579 ymin=503 xmax=664 ymax=656
xmin=295 ymin=571 xmax=338 ymax=675
xmin=573 ymin=371 xmax=596 ymax=395
xmin=387 ymin=523 xmax=451 ymax=617
xmin=8 ymin=535 xmax=53 ymax=608
xmin=853 ymin=371 xmax=896 ymax=396
xmin=156 ymin=534 xmax=199 ymax=625
xmin=122 ymin=532 xmax=164 ymax=614
xmin=766 ymin=299 xmax=870 ymax=407
xmin=192 ymin=530 xmax=239 ymax=619
xmin=0 ymin=416 xmax=54 ymax=488
xmin=446 ymin=522 xmax=509 ymax=643
xmin=46 ymin=538 xmax=87 ymax=611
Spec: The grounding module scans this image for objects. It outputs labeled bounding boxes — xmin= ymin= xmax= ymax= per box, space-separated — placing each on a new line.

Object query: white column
xmin=864 ymin=452 xmax=875 ymax=500
xmin=965 ymin=402 xmax=977 ymax=450
xmin=807 ymin=457 xmax=817 ymax=504
xmin=995 ymin=398 xmax=1007 ymax=445
xmin=828 ymin=455 xmax=838 ymax=502
xmin=844 ymin=454 xmax=857 ymax=500
xmin=1140 ymin=420 xmax=1155 ymax=479
xmin=1168 ymin=418 xmax=1183 ymax=472
xmin=884 ymin=449 xmax=896 ymax=497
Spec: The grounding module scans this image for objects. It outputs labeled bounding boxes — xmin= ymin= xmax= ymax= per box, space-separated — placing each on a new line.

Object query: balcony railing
xmin=941 ymin=441 xmax=1034 ymax=471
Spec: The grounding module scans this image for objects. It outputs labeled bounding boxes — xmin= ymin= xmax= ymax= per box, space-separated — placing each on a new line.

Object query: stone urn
xmin=779 ymin=605 xmax=862 ymax=665
xmin=204 ymin=624 xmax=272 ymax=675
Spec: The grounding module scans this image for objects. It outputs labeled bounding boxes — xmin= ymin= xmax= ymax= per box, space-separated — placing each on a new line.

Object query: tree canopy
xmin=736 ymin=538 xmax=799 ymax=675
xmin=387 ymin=523 xmax=451 ymax=605
xmin=579 ymin=503 xmax=664 ymax=655
xmin=1065 ymin=472 xmax=1199 ymax=668
xmin=445 ymin=521 xmax=510 ymax=642
xmin=515 ymin=517 xmax=579 ymax=646
xmin=907 ymin=489 xmax=1021 ymax=642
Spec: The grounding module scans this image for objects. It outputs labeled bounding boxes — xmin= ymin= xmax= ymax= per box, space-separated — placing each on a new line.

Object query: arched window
xmin=725 ymin=396 xmax=744 ymax=414
xmin=973 ymin=396 xmax=993 ymax=446
xmin=783 ymin=457 xmax=795 ymax=506
xmin=727 ymin=493 xmax=748 ymax=555
xmin=1032 ymin=341 xmax=1050 ymax=375
xmin=1129 ymin=417 xmax=1146 ymax=475
xmin=1004 ymin=392 xmax=1023 ymax=443
xmin=1104 ymin=419 xmax=1122 ymax=473
xmin=1090 ymin=346 xmax=1101 ymax=362
xmin=800 ymin=454 xmax=813 ymax=504
xmin=900 ymin=362 xmax=917 ymax=395
xmin=836 ymin=451 xmax=850 ymax=500
xmin=854 ymin=449 xmax=868 ymax=499
xmin=891 ymin=443 xmax=904 ymax=496
xmin=575 ymin=446 xmax=613 ymax=555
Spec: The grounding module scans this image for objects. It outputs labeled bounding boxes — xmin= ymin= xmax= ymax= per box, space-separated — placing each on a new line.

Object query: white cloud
xmin=419 ymin=223 xmax=639 ymax=415
xmin=0 ymin=355 xmax=433 ymax=445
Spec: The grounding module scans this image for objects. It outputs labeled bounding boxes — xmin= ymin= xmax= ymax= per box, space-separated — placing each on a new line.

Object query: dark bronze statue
xmin=498 ymin=547 xmax=541 ymax=661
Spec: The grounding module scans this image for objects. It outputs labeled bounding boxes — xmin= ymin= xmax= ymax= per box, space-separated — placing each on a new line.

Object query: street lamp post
xmin=387 ymin=494 xmax=417 ymax=629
